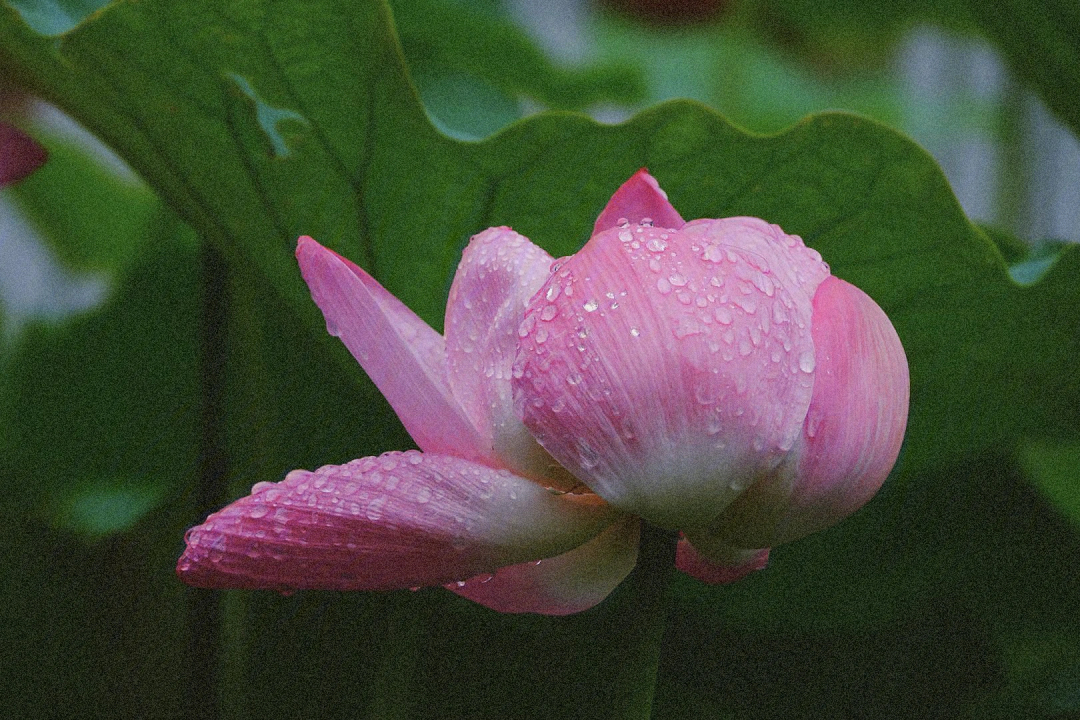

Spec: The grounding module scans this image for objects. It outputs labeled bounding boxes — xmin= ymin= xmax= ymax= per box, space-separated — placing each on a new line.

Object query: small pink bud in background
xmin=0 ymin=121 xmax=47 ymax=187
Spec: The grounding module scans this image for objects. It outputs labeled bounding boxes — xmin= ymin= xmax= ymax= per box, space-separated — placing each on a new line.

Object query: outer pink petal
xmin=444 ymin=227 xmax=571 ymax=485
xmin=709 ymin=276 xmax=909 ymax=547
xmin=513 ymin=216 xmax=829 ymax=529
xmin=177 ymin=450 xmax=617 ymax=591
xmin=447 ymin=516 xmax=639 ymax=615
xmin=675 ymin=536 xmax=769 ymax=585
xmin=592 ymin=168 xmax=685 ymax=235
xmin=0 ymin=122 xmax=47 ymax=186
xmin=296 ymin=237 xmax=488 ymax=461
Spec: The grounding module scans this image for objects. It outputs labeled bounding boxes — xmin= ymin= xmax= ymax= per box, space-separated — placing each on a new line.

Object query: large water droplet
xmin=799 ymin=351 xmax=815 ymax=373
xmin=657 ymin=277 xmax=672 ymax=295
xmin=415 ymin=486 xmax=432 ymax=504
xmin=618 ymin=230 xmax=633 ymax=243
xmin=540 ymin=304 xmax=558 ymax=322
xmin=646 ymin=237 xmax=667 ymax=252
xmin=583 ymin=299 xmax=599 ymax=313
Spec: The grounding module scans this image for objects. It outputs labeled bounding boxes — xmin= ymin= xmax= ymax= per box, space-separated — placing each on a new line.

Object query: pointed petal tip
xmin=592 ymin=169 xmax=685 ymax=236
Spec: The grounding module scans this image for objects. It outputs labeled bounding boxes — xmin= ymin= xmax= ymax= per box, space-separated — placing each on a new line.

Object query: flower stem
xmin=615 ymin=520 xmax=679 ymax=719
xmin=186 ymin=240 xmax=231 ymax=720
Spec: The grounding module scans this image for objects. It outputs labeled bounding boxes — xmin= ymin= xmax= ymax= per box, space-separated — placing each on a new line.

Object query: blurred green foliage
xmin=1 ymin=0 xmax=1078 ymax=718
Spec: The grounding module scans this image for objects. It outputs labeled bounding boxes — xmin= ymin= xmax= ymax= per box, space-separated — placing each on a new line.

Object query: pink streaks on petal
xmin=444 ymin=226 xmax=566 ymax=483
xmin=296 ymin=236 xmax=488 ymax=461
xmin=513 ymin=215 xmax=829 ymax=529
xmin=711 ymin=276 xmax=909 ymax=547
xmin=177 ymin=451 xmax=615 ymax=592
xmin=592 ymin=168 xmax=685 ymax=236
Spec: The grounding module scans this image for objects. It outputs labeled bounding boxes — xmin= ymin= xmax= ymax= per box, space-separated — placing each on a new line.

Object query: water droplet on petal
xmin=657 ymin=277 xmax=672 ymax=295
xmin=540 ymin=305 xmax=558 ymax=321
xmin=702 ymin=244 xmax=725 ymax=263
xmin=799 ymin=351 xmax=816 ymax=373
xmin=619 ymin=230 xmax=633 ymax=243
xmin=583 ymin=299 xmax=598 ymax=312
xmin=646 ymin=237 xmax=667 ymax=252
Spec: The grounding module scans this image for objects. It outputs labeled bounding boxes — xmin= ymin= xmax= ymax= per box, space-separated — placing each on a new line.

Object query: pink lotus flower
xmin=0 ymin=121 xmax=47 ymax=187
xmin=177 ymin=170 xmax=908 ymax=614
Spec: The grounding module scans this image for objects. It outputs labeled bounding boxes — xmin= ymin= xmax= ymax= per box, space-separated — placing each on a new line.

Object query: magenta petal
xmin=296 ymin=237 xmax=488 ymax=461
xmin=177 ymin=451 xmax=616 ymax=592
xmin=448 ymin=516 xmax=639 ymax=615
xmin=714 ymin=276 xmax=909 ymax=547
xmin=513 ymin=216 xmax=829 ymax=529
xmin=592 ymin=168 xmax=685 ymax=235
xmin=675 ymin=536 xmax=768 ymax=584
xmin=444 ymin=227 xmax=566 ymax=483
xmin=0 ymin=122 xmax=47 ymax=187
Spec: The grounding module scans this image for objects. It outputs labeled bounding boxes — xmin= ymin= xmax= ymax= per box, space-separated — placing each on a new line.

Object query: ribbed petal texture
xmin=513 ymin=216 xmax=829 ymax=529
xmin=178 ymin=451 xmax=615 ymax=591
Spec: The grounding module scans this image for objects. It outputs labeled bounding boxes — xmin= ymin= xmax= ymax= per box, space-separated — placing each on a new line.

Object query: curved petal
xmin=676 ymin=536 xmax=769 ymax=585
xmin=709 ymin=276 xmax=909 ymax=547
xmin=0 ymin=122 xmax=47 ymax=186
xmin=177 ymin=451 xmax=617 ymax=591
xmin=447 ymin=516 xmax=639 ymax=615
xmin=592 ymin=168 xmax=685 ymax=235
xmin=296 ymin=236 xmax=488 ymax=461
xmin=444 ymin=227 xmax=571 ymax=485
xmin=513 ymin=217 xmax=829 ymax=529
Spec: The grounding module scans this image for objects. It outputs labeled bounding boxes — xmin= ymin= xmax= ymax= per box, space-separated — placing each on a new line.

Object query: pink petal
xmin=0 ymin=122 xmax=47 ymax=186
xmin=675 ymin=536 xmax=769 ymax=584
xmin=592 ymin=168 xmax=685 ymax=236
xmin=513 ymin=216 xmax=830 ymax=530
xmin=177 ymin=451 xmax=617 ymax=591
xmin=708 ymin=276 xmax=909 ymax=546
xmin=296 ymin=237 xmax=488 ymax=461
xmin=444 ymin=227 xmax=571 ymax=485
xmin=447 ymin=516 xmax=639 ymax=615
